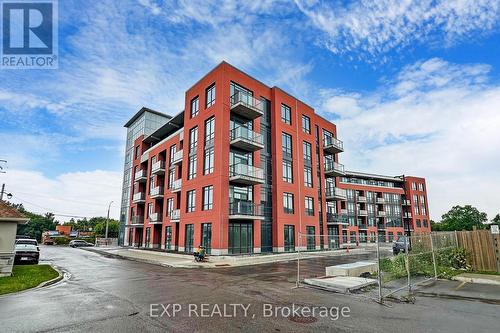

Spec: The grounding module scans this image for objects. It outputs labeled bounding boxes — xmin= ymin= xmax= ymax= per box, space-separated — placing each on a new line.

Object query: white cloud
xmin=295 ymin=0 xmax=500 ymax=58
xmin=2 ymin=169 xmax=122 ymax=222
xmin=319 ymin=58 xmax=500 ymax=220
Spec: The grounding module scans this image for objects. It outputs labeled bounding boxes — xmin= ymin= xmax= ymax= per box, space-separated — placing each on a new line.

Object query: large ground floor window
xmin=284 ymin=225 xmax=295 ymax=252
xmin=165 ymin=226 xmax=172 ymax=250
xmin=327 ymin=225 xmax=339 ymax=249
xmin=185 ymin=224 xmax=194 ymax=253
xmin=145 ymin=227 xmax=151 ymax=247
xmin=229 ymin=222 xmax=253 ymax=254
xmin=201 ymin=223 xmax=212 ymax=254
xmin=306 ymin=226 xmax=315 ymax=250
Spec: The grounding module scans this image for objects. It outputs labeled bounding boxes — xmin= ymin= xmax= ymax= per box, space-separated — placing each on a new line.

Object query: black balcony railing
xmin=229 ymin=201 xmax=263 ymax=216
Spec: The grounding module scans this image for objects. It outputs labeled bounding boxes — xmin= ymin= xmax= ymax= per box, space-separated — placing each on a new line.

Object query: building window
xmin=284 ymin=225 xmax=295 ymax=252
xmin=281 ymin=132 xmax=292 ymax=158
xmin=281 ymin=104 xmax=291 ymax=125
xmin=169 ymin=145 xmax=176 ymax=165
xmin=204 ymin=147 xmax=214 ymax=175
xmin=283 ymin=192 xmax=294 ymax=214
xmin=206 ymin=84 xmax=216 ymax=108
xmin=188 ymin=155 xmax=197 ymax=180
xmin=305 ymin=197 xmax=314 ymax=216
xmin=306 ymin=226 xmax=315 ymax=250
xmin=164 ymin=226 xmax=172 ymax=250
xmin=166 ymin=198 xmax=174 ymax=216
xmin=190 ymin=96 xmax=199 ymax=118
xmin=168 ymin=169 xmax=175 ymax=189
xmin=304 ymin=167 xmax=312 ymax=187
xmin=135 ymin=146 xmax=140 ymax=159
xmin=204 ymin=117 xmax=215 ymax=145
xmin=147 ymin=203 xmax=153 ymax=218
xmin=282 ymin=160 xmax=293 ymax=183
xmin=303 ymin=141 xmax=312 ymax=161
xmin=416 ymin=219 xmax=422 ymax=227
xmin=418 ymin=183 xmax=424 ymax=191
xmin=201 ymin=223 xmax=212 ymax=254
xmin=185 ymin=224 xmax=194 ymax=253
xmin=302 ymin=115 xmax=310 ymax=134
xmin=202 ymin=185 xmax=213 ymax=211
xmin=412 ymin=182 xmax=417 ymax=190
xmin=186 ymin=190 xmax=196 ymax=213
xmin=189 ymin=127 xmax=198 ymax=153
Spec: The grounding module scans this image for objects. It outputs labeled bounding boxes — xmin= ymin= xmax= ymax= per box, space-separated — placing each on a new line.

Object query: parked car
xmin=14 ymin=244 xmax=40 ymax=264
xmin=393 ymin=236 xmax=412 ymax=255
xmin=69 ymin=240 xmax=94 ymax=248
xmin=16 ymin=238 xmax=40 ymax=251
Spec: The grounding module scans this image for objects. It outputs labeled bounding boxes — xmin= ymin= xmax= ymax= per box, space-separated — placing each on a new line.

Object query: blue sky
xmin=1 ymin=0 xmax=500 ymax=221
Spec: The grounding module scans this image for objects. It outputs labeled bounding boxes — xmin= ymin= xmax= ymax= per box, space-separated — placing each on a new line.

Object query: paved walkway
xmin=85 ymin=246 xmax=372 ymax=268
xmin=452 ymin=272 xmax=500 ymax=285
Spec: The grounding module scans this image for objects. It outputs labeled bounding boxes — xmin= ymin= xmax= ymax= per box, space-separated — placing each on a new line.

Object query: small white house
xmin=0 ymin=201 xmax=29 ymax=277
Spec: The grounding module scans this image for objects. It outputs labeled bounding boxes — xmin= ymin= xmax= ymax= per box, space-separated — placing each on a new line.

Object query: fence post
xmin=430 ymin=233 xmax=438 ymax=279
xmin=405 ymin=236 xmax=411 ymax=292
xmin=454 ymin=230 xmax=459 ymax=248
xmin=295 ymin=232 xmax=301 ymax=289
xmin=376 ymin=234 xmax=382 ymax=303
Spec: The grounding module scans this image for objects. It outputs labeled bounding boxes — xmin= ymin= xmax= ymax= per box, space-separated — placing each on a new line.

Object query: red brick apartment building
xmin=118 ymin=62 xmax=430 ymax=254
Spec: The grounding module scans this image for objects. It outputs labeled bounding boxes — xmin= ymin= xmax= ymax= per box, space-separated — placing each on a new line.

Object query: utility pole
xmin=105 ymin=201 xmax=114 ymax=240
xmin=0 ymin=183 xmax=12 ymax=201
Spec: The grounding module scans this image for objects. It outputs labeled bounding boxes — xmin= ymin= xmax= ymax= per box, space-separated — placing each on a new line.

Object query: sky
xmin=0 ymin=0 xmax=499 ymax=222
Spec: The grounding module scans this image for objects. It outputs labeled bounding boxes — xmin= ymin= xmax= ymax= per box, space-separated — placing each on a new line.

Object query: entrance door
xmin=306 ymin=226 xmax=315 ymax=250
xmin=185 ymin=224 xmax=194 ymax=253
xmin=228 ymin=222 xmax=253 ymax=254
xmin=165 ymin=226 xmax=172 ymax=250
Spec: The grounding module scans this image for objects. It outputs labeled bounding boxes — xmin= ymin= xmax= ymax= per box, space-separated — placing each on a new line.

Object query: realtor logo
xmin=1 ymin=0 xmax=58 ymax=69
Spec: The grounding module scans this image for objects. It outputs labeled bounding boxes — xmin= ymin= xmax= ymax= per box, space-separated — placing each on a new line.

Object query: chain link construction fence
xmin=295 ymin=232 xmax=460 ymax=303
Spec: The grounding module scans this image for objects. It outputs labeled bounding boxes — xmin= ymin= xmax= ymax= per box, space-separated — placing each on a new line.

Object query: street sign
xmin=491 ymin=224 xmax=499 ymax=234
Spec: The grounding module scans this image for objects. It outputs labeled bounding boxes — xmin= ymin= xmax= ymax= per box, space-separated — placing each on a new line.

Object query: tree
xmin=491 ymin=214 xmax=500 ymax=226
xmin=12 ymin=204 xmax=59 ymax=241
xmin=93 ymin=219 xmax=119 ymax=237
xmin=434 ymin=205 xmax=488 ymax=231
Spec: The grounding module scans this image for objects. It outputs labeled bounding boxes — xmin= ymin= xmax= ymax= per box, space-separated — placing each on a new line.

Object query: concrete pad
xmin=452 ymin=273 xmax=500 ymax=286
xmin=326 ymin=261 xmax=378 ymax=277
xmin=304 ymin=276 xmax=377 ymax=293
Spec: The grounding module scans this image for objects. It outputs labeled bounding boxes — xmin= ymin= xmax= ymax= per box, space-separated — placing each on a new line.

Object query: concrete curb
xmin=414 ymin=291 xmax=500 ymax=305
xmin=0 ymin=264 xmax=64 ymax=298
xmin=452 ymin=275 xmax=500 ymax=286
xmin=82 ymin=247 xmax=372 ymax=269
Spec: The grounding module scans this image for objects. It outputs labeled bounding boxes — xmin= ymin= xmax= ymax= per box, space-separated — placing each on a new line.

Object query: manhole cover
xmin=288 ymin=315 xmax=318 ymax=324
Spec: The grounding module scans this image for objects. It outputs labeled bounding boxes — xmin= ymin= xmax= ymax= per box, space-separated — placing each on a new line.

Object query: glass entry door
xmin=228 ymin=222 xmax=253 ymax=254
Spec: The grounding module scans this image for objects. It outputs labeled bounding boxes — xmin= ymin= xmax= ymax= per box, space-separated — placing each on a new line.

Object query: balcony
xmin=229 ymin=201 xmax=264 ymax=220
xmin=229 ymin=164 xmax=265 ymax=185
xmin=376 ymin=197 xmax=386 ymax=204
xmin=324 ymin=160 xmax=345 ymax=177
xmin=150 ymin=186 xmax=164 ymax=199
xmin=340 ymin=208 xmax=348 ymax=215
xmin=151 ymin=160 xmax=165 ymax=175
xmin=377 ymin=211 xmax=386 ymax=217
xmin=402 ymin=199 xmax=411 ymax=206
xmin=325 ymin=187 xmax=347 ymax=201
xmin=357 ymin=209 xmax=368 ymax=216
xmin=169 ymin=209 xmax=180 ymax=221
xmin=130 ymin=215 xmax=144 ymax=225
xmin=170 ymin=179 xmax=182 ymax=193
xmin=134 ymin=169 xmax=147 ymax=183
xmin=132 ymin=192 xmax=145 ymax=204
xmin=171 ymin=150 xmax=183 ymax=165
xmin=230 ymin=91 xmax=264 ymax=120
xmin=357 ymin=196 xmax=367 ymax=202
xmin=378 ymin=223 xmax=386 ymax=230
xmin=323 ymin=136 xmax=344 ymax=154
xmin=230 ymin=127 xmax=264 ymax=152
xmin=149 ymin=212 xmax=162 ymax=224
xmin=404 ymin=212 xmax=413 ymax=219
xmin=326 ymin=213 xmax=348 ymax=225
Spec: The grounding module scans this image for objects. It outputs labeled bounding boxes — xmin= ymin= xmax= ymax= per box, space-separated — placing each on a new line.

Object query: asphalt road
xmin=0 ymin=246 xmax=498 ymax=333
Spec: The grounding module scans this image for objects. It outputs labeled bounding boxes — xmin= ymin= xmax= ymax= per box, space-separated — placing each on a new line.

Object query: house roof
xmin=0 ymin=201 xmax=29 ymax=223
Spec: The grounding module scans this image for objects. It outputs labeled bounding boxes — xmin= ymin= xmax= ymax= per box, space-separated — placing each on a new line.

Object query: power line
xmin=10 ymin=194 xmax=91 ymax=219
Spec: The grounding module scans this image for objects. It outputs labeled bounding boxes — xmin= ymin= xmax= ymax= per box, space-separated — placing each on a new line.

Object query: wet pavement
xmin=0 ymin=245 xmax=498 ymax=332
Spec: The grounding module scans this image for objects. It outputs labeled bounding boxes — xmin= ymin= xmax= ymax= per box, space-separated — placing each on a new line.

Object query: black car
xmin=14 ymin=244 xmax=40 ymax=264
xmin=69 ymin=240 xmax=94 ymax=248
xmin=393 ymin=236 xmax=412 ymax=255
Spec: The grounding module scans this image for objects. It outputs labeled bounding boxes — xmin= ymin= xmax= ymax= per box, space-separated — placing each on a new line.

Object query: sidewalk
xmin=413 ymin=279 xmax=500 ymax=304
xmin=83 ymin=246 xmax=371 ymax=269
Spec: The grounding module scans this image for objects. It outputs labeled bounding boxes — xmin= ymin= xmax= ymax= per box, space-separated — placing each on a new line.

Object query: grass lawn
xmin=0 ymin=265 xmax=59 ymax=295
